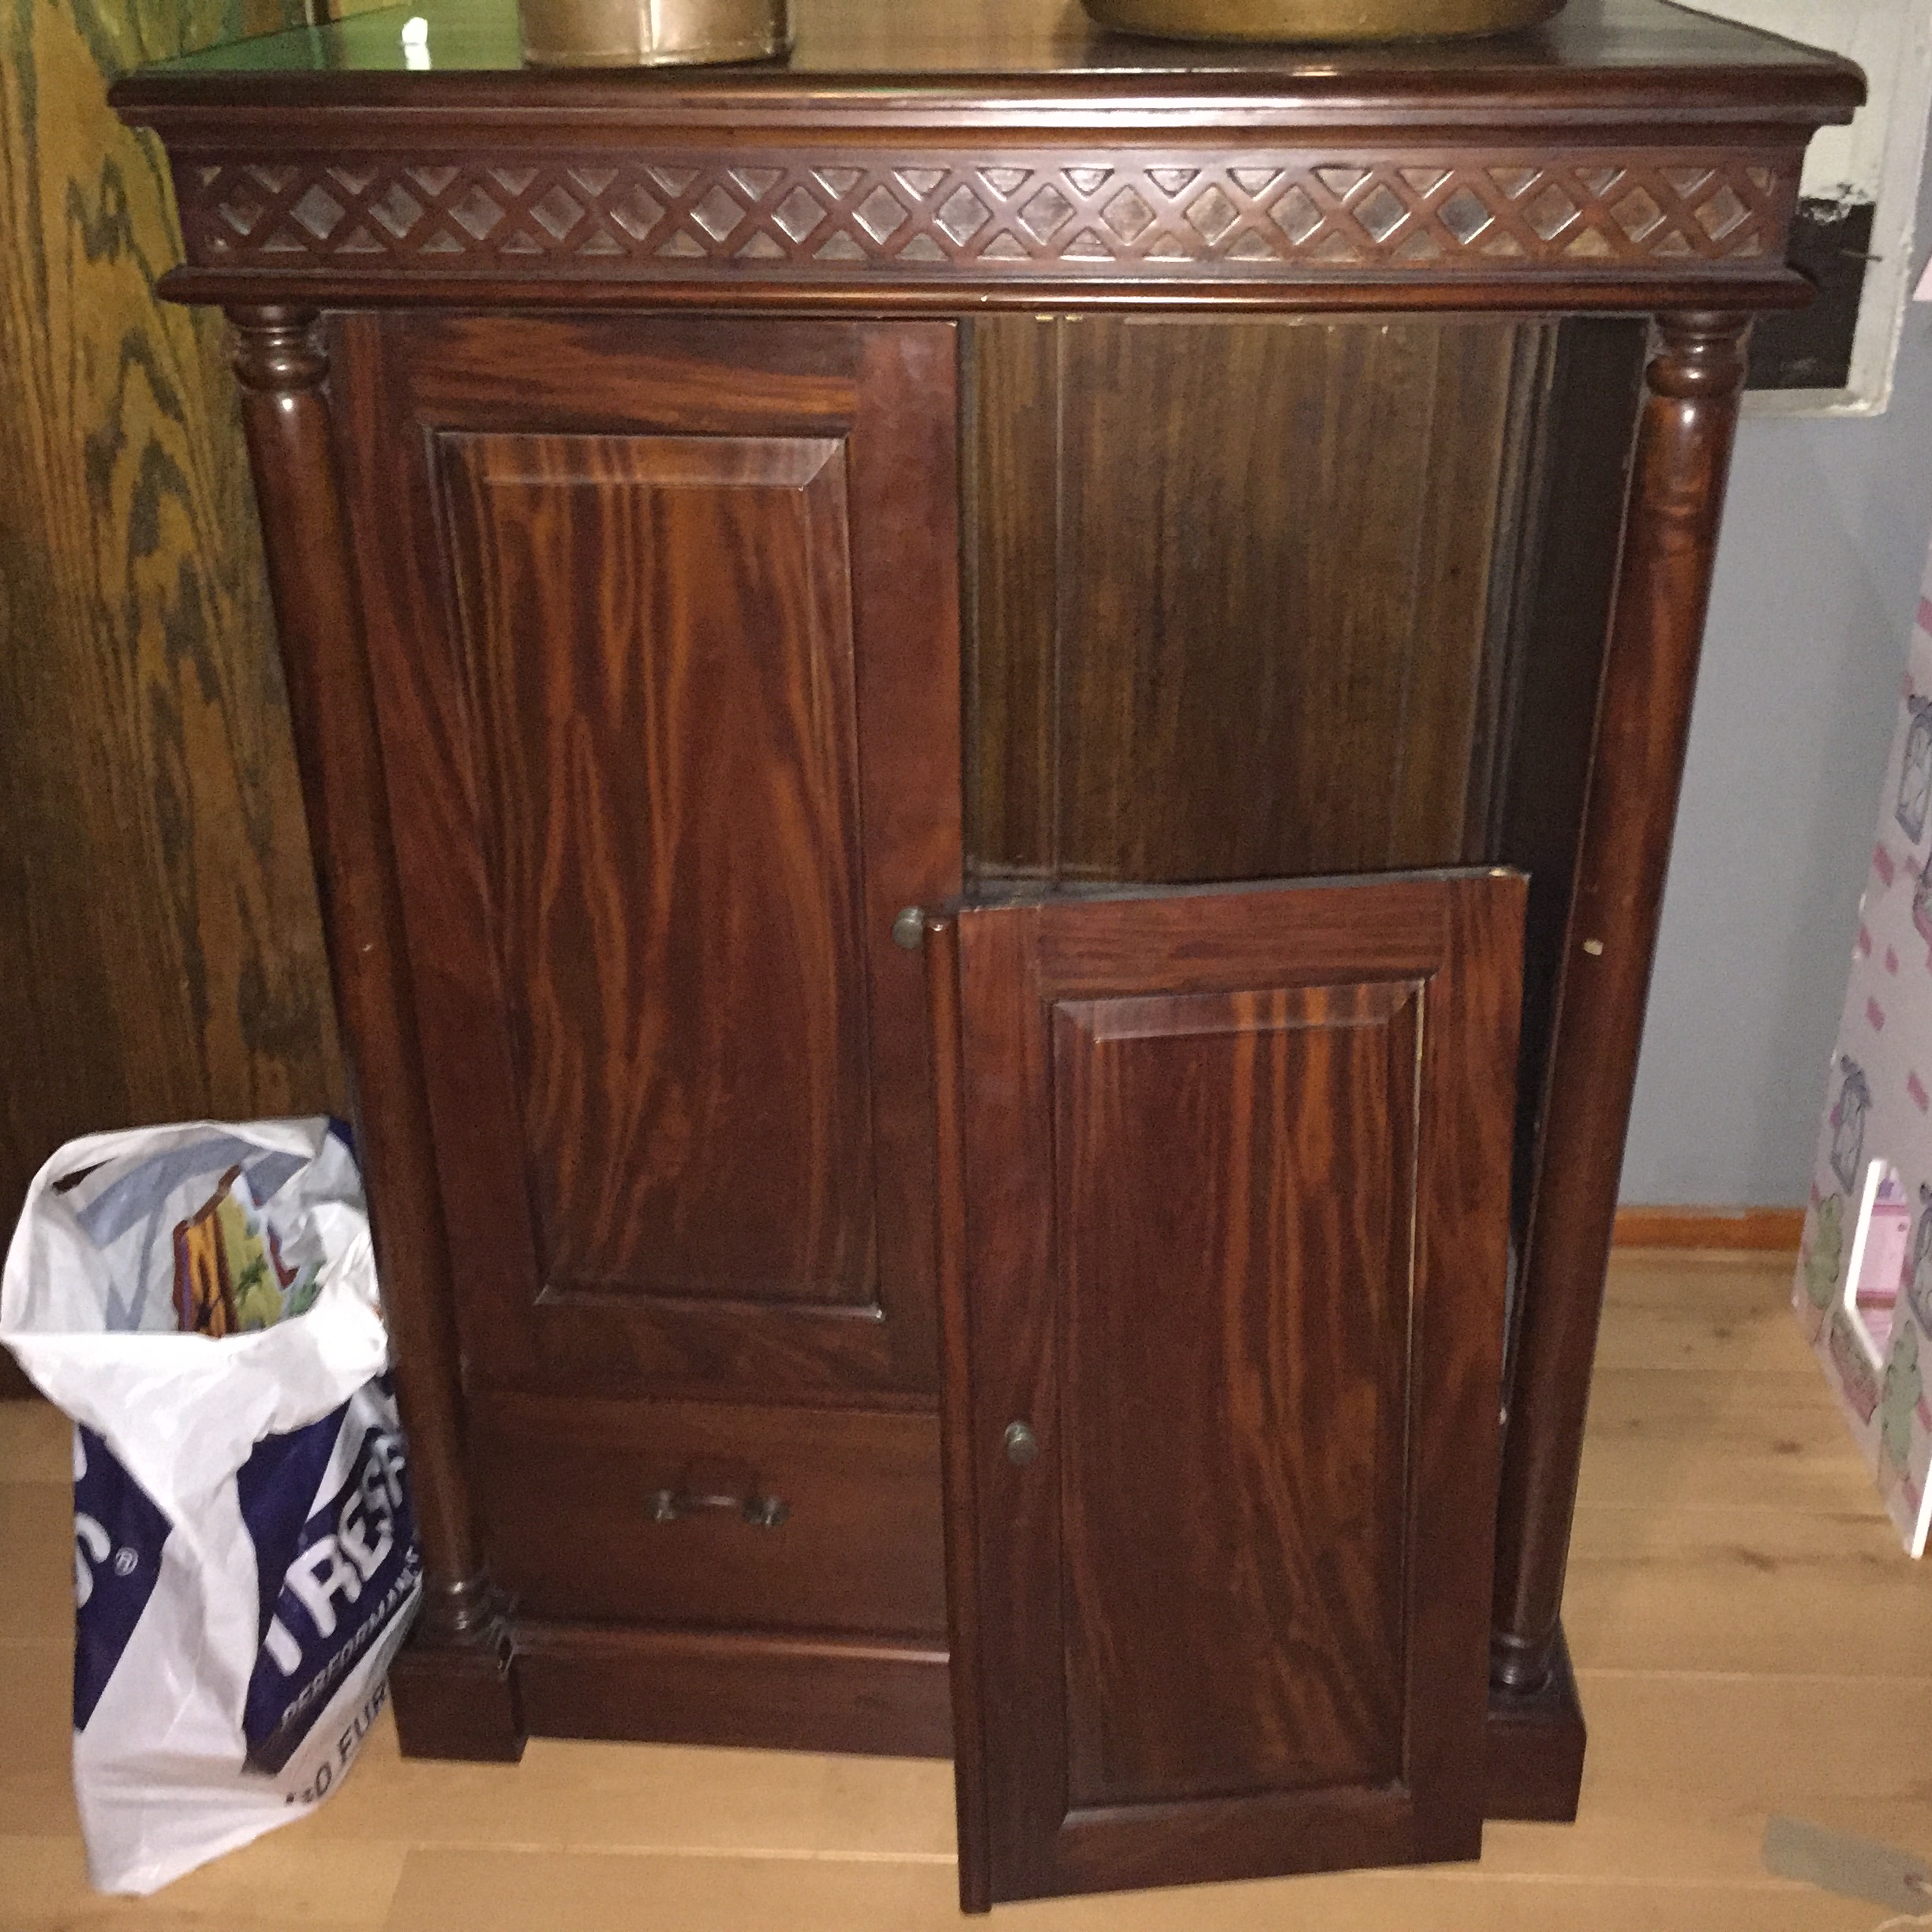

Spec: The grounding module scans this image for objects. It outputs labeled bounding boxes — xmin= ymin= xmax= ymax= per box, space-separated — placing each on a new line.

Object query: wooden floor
xmin=3 ymin=1250 xmax=1927 ymax=1930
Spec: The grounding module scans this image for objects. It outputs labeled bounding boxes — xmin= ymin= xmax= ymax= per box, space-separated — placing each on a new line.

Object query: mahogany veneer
xmin=115 ymin=0 xmax=1859 ymax=1909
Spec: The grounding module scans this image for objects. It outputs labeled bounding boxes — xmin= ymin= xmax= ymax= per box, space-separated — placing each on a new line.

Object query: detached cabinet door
xmin=928 ymin=871 xmax=1524 ymax=1908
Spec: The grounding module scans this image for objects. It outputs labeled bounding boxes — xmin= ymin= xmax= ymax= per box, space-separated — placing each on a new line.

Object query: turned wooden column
xmin=228 ymin=306 xmax=522 ymax=1758
xmin=1492 ymin=311 xmax=1752 ymax=1695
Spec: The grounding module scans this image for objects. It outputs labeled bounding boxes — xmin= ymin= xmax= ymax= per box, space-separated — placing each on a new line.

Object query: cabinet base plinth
xmin=391 ymin=1624 xmax=526 ymax=1762
xmin=1484 ymin=1621 xmax=1586 ymax=1822
xmin=511 ymin=1623 xmax=954 ymax=1759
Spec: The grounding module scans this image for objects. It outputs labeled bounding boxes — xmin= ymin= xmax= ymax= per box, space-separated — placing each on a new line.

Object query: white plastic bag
xmin=0 ymin=1118 xmax=421 ymax=1895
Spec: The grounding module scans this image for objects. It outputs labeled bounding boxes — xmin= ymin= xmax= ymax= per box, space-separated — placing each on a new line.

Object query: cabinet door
xmin=928 ymin=871 xmax=1523 ymax=1908
xmin=332 ymin=314 xmax=959 ymax=1402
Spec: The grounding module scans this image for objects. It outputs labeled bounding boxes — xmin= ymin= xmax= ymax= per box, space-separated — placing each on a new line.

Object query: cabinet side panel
xmin=1487 ymin=317 xmax=1649 ymax=1234
xmin=436 ymin=429 xmax=878 ymax=1308
xmin=1054 ymin=983 xmax=1417 ymax=1810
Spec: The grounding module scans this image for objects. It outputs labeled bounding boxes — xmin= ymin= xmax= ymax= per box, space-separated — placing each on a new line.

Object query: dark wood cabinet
xmin=930 ymin=873 xmax=1523 ymax=1904
xmin=112 ymin=0 xmax=1860 ymax=1910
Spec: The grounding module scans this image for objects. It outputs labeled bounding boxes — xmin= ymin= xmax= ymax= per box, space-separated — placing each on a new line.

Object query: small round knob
xmin=892 ymin=906 xmax=925 ymax=951
xmin=1003 ymin=1421 xmax=1039 ymax=1466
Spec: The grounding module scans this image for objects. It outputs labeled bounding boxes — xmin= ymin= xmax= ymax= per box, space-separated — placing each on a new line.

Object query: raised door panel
xmin=930 ymin=872 xmax=1522 ymax=1908
xmin=1056 ymin=979 xmax=1414 ymax=1811
xmin=436 ymin=430 xmax=876 ymax=1309
xmin=334 ymin=314 xmax=960 ymax=1399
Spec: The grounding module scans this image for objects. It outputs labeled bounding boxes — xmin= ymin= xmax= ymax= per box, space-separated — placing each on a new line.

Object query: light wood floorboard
xmin=0 ymin=1251 xmax=1923 ymax=1931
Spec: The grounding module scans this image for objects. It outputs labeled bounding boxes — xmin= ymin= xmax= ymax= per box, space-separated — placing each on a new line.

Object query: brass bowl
xmin=1080 ymin=0 xmax=1559 ymax=43
xmin=519 ymin=0 xmax=791 ymax=66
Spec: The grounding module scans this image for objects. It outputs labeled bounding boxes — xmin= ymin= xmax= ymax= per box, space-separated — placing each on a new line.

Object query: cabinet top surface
xmin=122 ymin=0 xmax=1858 ymax=115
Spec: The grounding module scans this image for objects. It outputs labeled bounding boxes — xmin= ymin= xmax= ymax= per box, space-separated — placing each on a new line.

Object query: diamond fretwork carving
xmin=1524 ymin=184 xmax=1579 ymax=241
xmin=1436 ymin=187 xmax=1492 ymax=244
xmin=935 ymin=185 xmax=992 ymax=245
xmin=689 ymin=184 xmax=744 ymax=241
xmin=1354 ymin=183 xmax=1409 ymax=243
xmin=606 ymin=183 xmax=663 ymax=240
xmin=854 ymin=184 xmax=909 ymax=242
xmin=1694 ymin=182 xmax=1749 ymax=239
xmin=218 ymin=183 xmax=268 ymax=237
xmin=1184 ymin=185 xmax=1239 ymax=242
xmin=1102 ymin=187 xmax=1155 ymax=243
xmin=181 ymin=147 xmax=1801 ymax=289
xmin=529 ymin=184 xmax=585 ymax=240
xmin=289 ymin=183 xmax=344 ymax=240
xmin=447 ymin=185 xmax=504 ymax=241
xmin=1271 ymin=185 xmax=1324 ymax=245
xmin=771 ymin=186 xmax=824 ymax=243
xmin=1018 ymin=183 xmax=1074 ymax=243
xmin=1611 ymin=186 xmax=1664 ymax=242
xmin=367 ymin=183 xmax=424 ymax=239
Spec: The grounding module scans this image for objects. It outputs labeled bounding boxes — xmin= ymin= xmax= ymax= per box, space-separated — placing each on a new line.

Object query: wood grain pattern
xmin=1050 ymin=316 xmax=1531 ymax=882
xmin=964 ymin=315 xmax=1638 ymax=898
xmin=960 ymin=317 xmax=1057 ymax=882
xmin=331 ymin=312 xmax=960 ymax=1401
xmin=437 ymin=429 xmax=877 ymax=1308
xmin=1055 ymin=980 xmax=1416 ymax=1809
xmin=510 ymin=1624 xmax=954 ymax=1759
xmin=0 ymin=0 xmax=343 ymax=1383
xmin=469 ymin=1391 xmax=946 ymax=1635
xmin=936 ymin=870 xmax=1524 ymax=1906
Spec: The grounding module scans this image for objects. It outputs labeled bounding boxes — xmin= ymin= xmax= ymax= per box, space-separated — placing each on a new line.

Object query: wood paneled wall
xmin=0 ymin=0 xmax=353 ymax=1389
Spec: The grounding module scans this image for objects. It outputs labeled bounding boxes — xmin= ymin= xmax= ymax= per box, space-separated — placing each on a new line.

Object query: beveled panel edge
xmin=159 ymin=142 xmax=1808 ymax=301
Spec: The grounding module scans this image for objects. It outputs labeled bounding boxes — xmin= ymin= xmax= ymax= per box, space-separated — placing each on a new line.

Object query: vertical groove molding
xmin=227 ymin=305 xmax=493 ymax=1638
xmin=1490 ymin=309 xmax=1750 ymax=1692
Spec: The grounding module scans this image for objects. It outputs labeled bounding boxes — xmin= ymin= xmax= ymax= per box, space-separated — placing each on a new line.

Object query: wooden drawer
xmin=469 ymin=1392 xmax=947 ymax=1638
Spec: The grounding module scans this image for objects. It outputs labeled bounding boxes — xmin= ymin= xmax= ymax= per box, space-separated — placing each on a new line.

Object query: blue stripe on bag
xmin=73 ymin=1428 xmax=170 ymax=1732
xmin=234 ymin=1379 xmax=419 ymax=1776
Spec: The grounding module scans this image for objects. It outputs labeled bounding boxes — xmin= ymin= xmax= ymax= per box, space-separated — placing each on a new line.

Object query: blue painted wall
xmin=1621 ymin=143 xmax=1932 ymax=1204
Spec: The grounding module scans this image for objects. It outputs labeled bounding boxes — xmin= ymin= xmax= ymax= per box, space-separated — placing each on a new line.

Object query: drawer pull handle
xmin=648 ymin=1486 xmax=790 ymax=1529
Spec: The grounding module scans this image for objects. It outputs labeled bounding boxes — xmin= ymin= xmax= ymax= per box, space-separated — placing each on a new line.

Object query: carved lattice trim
xmin=178 ymin=150 xmax=1798 ymax=281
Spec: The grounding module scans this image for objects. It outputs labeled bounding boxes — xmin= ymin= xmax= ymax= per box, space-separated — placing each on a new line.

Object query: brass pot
xmin=1080 ymin=0 xmax=1559 ymax=43
xmin=519 ymin=0 xmax=791 ymax=66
